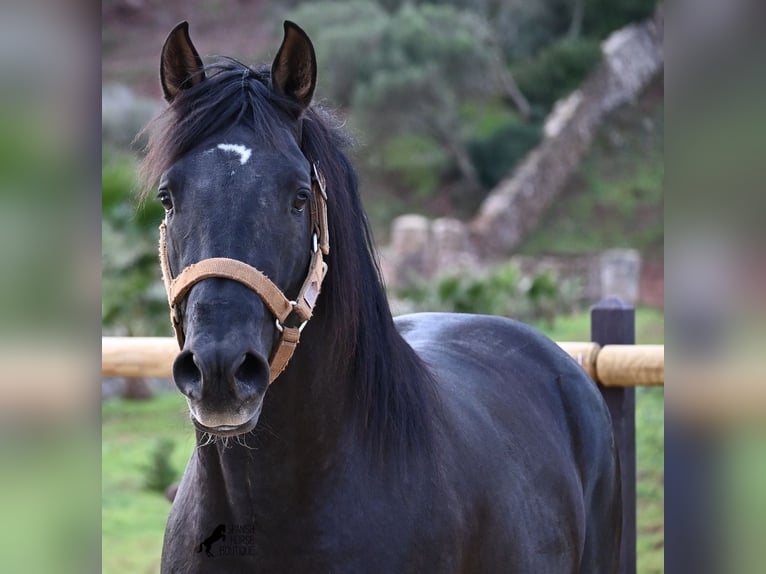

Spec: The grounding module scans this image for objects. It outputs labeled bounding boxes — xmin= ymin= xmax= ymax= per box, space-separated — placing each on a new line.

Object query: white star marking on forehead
xmin=216 ymin=143 xmax=252 ymax=165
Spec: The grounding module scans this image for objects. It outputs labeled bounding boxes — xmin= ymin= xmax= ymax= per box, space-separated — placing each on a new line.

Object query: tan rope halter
xmin=159 ymin=162 xmax=329 ymax=383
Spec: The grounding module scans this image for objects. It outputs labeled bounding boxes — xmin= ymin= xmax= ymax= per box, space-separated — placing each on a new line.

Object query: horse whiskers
xmin=194 ymin=430 xmax=263 ymax=451
xmin=196 ymin=431 xmax=217 ymax=449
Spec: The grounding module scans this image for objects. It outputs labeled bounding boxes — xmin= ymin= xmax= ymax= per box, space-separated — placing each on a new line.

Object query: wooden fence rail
xmin=101 ymin=337 xmax=664 ymax=387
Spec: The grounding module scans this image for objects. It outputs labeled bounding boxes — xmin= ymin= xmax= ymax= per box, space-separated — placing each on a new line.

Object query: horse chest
xmin=161 ymin=466 xmax=461 ymax=574
xmin=162 ymin=507 xmax=439 ymax=574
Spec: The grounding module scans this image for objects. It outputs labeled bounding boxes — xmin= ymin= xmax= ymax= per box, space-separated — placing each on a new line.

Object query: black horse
xmin=142 ymin=21 xmax=621 ymax=573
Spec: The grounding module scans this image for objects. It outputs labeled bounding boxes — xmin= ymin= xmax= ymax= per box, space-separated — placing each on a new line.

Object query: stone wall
xmin=381 ymin=9 xmax=663 ymax=303
xmin=470 ymin=11 xmax=663 ymax=257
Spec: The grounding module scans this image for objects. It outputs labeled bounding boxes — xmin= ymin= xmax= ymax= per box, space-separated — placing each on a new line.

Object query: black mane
xmin=140 ymin=58 xmax=439 ymax=461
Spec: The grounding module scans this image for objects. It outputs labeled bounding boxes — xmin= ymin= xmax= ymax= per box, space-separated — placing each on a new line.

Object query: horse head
xmin=153 ymin=22 xmax=322 ymax=436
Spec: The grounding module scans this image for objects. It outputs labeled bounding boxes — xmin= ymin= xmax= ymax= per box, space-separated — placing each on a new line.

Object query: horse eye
xmin=292 ymin=189 xmax=310 ymax=212
xmin=157 ymin=189 xmax=173 ymax=211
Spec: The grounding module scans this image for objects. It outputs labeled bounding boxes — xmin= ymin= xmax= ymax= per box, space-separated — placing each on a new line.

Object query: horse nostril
xmin=235 ymin=352 xmax=269 ymax=388
xmin=173 ymin=350 xmax=202 ymax=399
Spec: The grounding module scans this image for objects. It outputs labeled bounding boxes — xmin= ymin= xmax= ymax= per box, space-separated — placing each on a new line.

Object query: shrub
xmin=525 ymin=271 xmax=559 ymax=328
xmin=143 ymin=438 xmax=178 ymax=493
xmin=290 ymin=1 xmax=506 ymax=190
xmin=464 ymin=106 xmax=542 ymax=188
xmin=512 ymin=38 xmax=601 ymax=112
xmin=102 ymin=150 xmax=169 ymax=336
xmin=398 ymin=262 xmax=580 ymax=325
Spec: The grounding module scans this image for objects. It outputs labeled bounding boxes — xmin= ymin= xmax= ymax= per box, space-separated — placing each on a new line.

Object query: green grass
xmin=103 ymin=309 xmax=663 ymax=573
xmin=102 ymin=393 xmax=195 ymax=574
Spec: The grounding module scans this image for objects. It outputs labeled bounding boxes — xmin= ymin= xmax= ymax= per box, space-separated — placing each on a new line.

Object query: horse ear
xmin=271 ymin=21 xmax=317 ymax=112
xmin=160 ymin=21 xmax=206 ymax=103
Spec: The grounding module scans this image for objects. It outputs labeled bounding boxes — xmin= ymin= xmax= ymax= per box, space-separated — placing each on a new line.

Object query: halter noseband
xmin=159 ymin=162 xmax=330 ymax=383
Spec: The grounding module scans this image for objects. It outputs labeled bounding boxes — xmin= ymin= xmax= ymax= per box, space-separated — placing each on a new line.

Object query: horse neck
xmin=190 ymin=300 xmax=380 ymax=508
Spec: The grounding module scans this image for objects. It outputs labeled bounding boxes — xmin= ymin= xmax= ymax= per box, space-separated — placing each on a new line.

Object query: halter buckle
xmin=274 ymin=300 xmax=309 ymax=334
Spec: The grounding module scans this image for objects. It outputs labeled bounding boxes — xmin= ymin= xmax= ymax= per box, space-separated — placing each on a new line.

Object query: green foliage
xmin=286 ymin=1 xmax=390 ymax=107
xmin=102 ymin=148 xmax=164 ymax=228
xmin=344 ymin=3 xmax=499 ymax=134
xmin=375 ymin=0 xmax=571 ymax=61
xmin=513 ymin=37 xmax=602 ymax=112
xmin=485 ymin=0 xmax=572 ymax=61
xmin=103 ymin=393 xmax=195 ymax=573
xmin=399 ymin=262 xmax=579 ymax=324
xmin=142 ymin=438 xmax=178 ymax=493
xmin=102 ymin=148 xmax=169 ymax=336
xmin=290 ymin=0 xmax=504 ymax=195
xmin=401 ymin=263 xmax=518 ymax=317
xmin=463 ymin=104 xmax=542 ymax=188
xmin=367 ymin=0 xmax=655 ymax=59
xmin=526 ymin=271 xmax=559 ymax=328
xmin=285 ymin=0 xmax=654 ymax=221
xmin=377 ymin=134 xmax=449 ymax=198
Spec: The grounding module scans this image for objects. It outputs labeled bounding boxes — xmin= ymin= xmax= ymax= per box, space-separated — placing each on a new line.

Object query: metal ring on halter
xmin=275 ymin=301 xmax=309 ymax=333
xmin=312 ymin=233 xmax=318 ymax=254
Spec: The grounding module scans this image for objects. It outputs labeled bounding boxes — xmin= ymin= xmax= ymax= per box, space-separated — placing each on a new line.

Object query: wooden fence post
xmin=591 ymin=297 xmax=636 ymax=574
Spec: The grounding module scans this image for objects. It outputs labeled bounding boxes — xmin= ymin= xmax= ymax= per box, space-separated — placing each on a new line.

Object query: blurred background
xmin=101 ymin=1 xmax=665 ymax=572
xmin=102 ymin=0 xmax=664 ymax=338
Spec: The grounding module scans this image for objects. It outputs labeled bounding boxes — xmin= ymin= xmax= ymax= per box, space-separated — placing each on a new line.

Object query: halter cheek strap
xmin=159 ymin=162 xmax=329 ymax=383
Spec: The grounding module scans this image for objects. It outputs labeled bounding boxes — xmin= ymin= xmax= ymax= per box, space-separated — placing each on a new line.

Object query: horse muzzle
xmin=172 ymin=317 xmax=272 ymax=436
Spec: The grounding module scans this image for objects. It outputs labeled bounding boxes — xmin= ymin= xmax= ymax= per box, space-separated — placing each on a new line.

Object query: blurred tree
xmin=292 ymin=1 xmax=521 ymax=190
xmin=367 ymin=0 xmax=570 ymax=61
xmin=366 ymin=0 xmax=656 ymax=58
xmin=102 ymin=149 xmax=170 ymax=337
xmin=465 ymin=106 xmax=542 ymax=189
xmin=512 ymin=37 xmax=602 ymax=112
xmin=285 ymin=0 xmax=656 ymax=200
xmin=283 ymin=1 xmax=390 ymax=108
